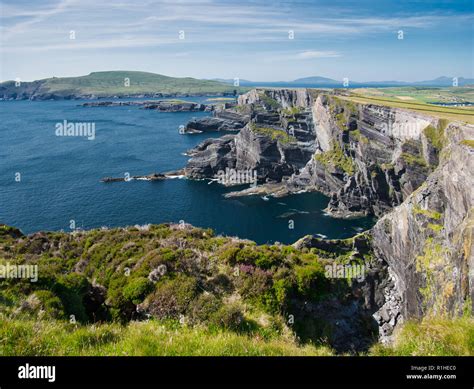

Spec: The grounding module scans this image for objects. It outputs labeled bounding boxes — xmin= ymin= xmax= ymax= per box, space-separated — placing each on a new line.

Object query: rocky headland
xmin=5 ymin=87 xmax=471 ymax=351
xmin=179 ymin=87 xmax=474 ymax=342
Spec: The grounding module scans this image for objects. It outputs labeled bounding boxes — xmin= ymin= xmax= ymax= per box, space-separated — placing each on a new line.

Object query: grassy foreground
xmin=0 ymin=317 xmax=331 ymax=356
xmin=370 ymin=317 xmax=474 ymax=356
xmin=1 ymin=224 xmax=472 ymax=356
xmin=1 ymin=316 xmax=472 ymax=356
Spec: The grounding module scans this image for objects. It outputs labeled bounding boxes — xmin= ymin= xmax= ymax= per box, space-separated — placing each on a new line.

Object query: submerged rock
xmin=100 ymin=172 xmax=167 ymax=182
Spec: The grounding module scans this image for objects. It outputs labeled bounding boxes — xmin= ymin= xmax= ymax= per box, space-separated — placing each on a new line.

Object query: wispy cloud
xmin=298 ymin=50 xmax=342 ymax=59
xmin=2 ymin=0 xmax=472 ymax=51
xmin=2 ymin=0 xmax=76 ymax=39
xmin=0 ymin=0 xmax=472 ymax=81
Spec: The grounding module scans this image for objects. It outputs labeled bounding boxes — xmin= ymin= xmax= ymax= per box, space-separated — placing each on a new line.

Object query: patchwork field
xmin=343 ymin=87 xmax=474 ymax=124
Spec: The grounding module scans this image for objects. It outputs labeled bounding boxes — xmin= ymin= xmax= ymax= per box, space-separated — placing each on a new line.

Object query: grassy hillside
xmin=1 ymin=223 xmax=472 ymax=356
xmin=345 ymin=87 xmax=474 ymax=124
xmin=352 ymin=86 xmax=474 ymax=104
xmin=0 ymin=222 xmax=379 ymax=355
xmin=0 ymin=71 xmax=248 ymax=99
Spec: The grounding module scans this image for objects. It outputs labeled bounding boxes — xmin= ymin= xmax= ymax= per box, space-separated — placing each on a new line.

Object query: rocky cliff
xmin=184 ymin=89 xmax=443 ymax=215
xmin=371 ymin=122 xmax=473 ymax=340
xmin=182 ymin=88 xmax=474 ymax=342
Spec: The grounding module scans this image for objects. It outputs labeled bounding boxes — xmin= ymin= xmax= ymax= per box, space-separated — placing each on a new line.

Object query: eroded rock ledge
xmin=183 ymin=89 xmax=445 ymax=218
xmin=95 ymin=87 xmax=472 ymax=343
xmin=181 ymin=88 xmax=474 ymax=343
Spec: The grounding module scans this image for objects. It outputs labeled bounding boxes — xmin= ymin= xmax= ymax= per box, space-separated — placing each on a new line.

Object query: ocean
xmin=0 ymin=97 xmax=374 ymax=244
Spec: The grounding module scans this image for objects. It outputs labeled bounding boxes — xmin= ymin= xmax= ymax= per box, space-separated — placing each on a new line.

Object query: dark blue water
xmin=0 ymin=98 xmax=374 ymax=244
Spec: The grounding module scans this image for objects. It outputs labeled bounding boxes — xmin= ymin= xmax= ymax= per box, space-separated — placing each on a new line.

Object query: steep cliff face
xmin=182 ymin=88 xmax=474 ymax=343
xmin=294 ymin=108 xmax=473 ymax=342
xmin=185 ymin=89 xmax=317 ymax=183
xmin=290 ymin=94 xmax=443 ymax=218
xmin=186 ymin=89 xmax=445 ymax=218
xmin=371 ymin=122 xmax=474 ymax=339
xmin=237 ymin=88 xmax=314 ymax=108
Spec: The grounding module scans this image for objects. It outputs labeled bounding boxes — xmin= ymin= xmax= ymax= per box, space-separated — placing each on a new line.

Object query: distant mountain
xmin=209 ymin=78 xmax=254 ymax=84
xmin=0 ymin=71 xmax=248 ymax=100
xmin=212 ymin=75 xmax=474 ymax=87
xmin=2 ymin=71 xmax=472 ymax=101
xmin=414 ymin=76 xmax=474 ymax=86
xmin=290 ymin=76 xmax=340 ymax=85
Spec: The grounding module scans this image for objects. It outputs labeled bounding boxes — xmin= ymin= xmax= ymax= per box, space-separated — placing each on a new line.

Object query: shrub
xmin=255 ymin=246 xmax=284 ymax=269
xmin=146 ymin=274 xmax=198 ymax=319
xmin=105 ymin=275 xmax=135 ymax=322
xmin=189 ymin=293 xmax=222 ymax=324
xmin=314 ymin=141 xmax=355 ymax=175
xmin=273 ymin=277 xmax=293 ymax=307
xmin=205 ymin=273 xmax=233 ymax=294
xmin=54 ymin=273 xmax=90 ymax=322
xmin=123 ymin=277 xmax=154 ymax=305
xmin=294 ymin=262 xmax=328 ymax=300
xmin=235 ymin=246 xmax=262 ymax=265
xmin=21 ymin=290 xmax=65 ymax=320
xmin=211 ymin=304 xmax=244 ymax=331
xmin=238 ymin=267 xmax=272 ymax=301
xmin=219 ymin=246 xmax=240 ymax=265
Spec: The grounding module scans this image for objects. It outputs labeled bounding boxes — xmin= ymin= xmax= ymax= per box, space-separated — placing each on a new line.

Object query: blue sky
xmin=0 ymin=0 xmax=473 ymax=82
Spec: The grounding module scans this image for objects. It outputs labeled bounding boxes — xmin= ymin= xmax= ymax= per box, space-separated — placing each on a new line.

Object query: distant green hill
xmin=0 ymin=71 xmax=248 ymax=100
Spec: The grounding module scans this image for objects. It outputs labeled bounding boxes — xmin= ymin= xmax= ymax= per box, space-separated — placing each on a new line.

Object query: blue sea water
xmin=0 ymin=97 xmax=374 ymax=244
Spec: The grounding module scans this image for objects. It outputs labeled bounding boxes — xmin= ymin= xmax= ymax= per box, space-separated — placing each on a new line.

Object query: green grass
xmin=401 ymin=152 xmax=428 ymax=168
xmin=0 ymin=317 xmax=332 ymax=356
xmin=1 ymin=71 xmax=249 ymax=98
xmin=314 ymin=141 xmax=355 ymax=175
xmin=460 ymin=139 xmax=474 ymax=148
xmin=423 ymin=124 xmax=446 ymax=151
xmin=258 ymin=92 xmax=281 ymax=110
xmin=350 ymin=129 xmax=369 ymax=144
xmin=281 ymin=106 xmax=303 ymax=116
xmin=3 ymin=315 xmax=471 ymax=356
xmin=352 ymin=86 xmax=474 ymax=104
xmin=413 ymin=205 xmax=442 ymax=220
xmin=370 ymin=317 xmax=474 ymax=356
xmin=250 ymin=123 xmax=296 ymax=144
xmin=340 ymin=91 xmax=474 ymax=124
